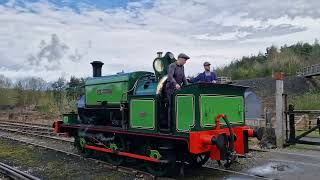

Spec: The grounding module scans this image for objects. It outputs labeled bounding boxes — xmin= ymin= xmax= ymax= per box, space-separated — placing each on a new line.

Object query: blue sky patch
xmin=1 ymin=0 xmax=154 ymax=12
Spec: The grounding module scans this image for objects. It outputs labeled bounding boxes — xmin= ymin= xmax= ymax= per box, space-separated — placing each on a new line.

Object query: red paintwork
xmin=84 ymin=144 xmax=161 ymax=163
xmin=189 ymin=114 xmax=254 ymax=160
xmin=189 ymin=126 xmax=253 ymax=160
xmin=233 ymin=126 xmax=252 ymax=154
xmin=189 ymin=128 xmax=227 ymax=153
xmin=53 ymin=120 xmax=60 ymax=133
xmin=274 ymin=72 xmax=284 ymax=80
xmin=215 ymin=114 xmax=225 ymax=130
xmin=247 ymin=128 xmax=254 ymax=137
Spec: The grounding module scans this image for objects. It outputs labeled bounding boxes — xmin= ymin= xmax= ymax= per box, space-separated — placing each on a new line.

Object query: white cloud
xmin=0 ymin=0 xmax=320 ymax=81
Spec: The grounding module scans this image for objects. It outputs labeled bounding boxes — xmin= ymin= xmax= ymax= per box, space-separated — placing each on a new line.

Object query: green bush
xmin=289 ymin=92 xmax=320 ymax=110
xmin=34 ymin=104 xmax=50 ymax=113
xmin=0 ymin=88 xmax=16 ymax=105
xmin=217 ymin=40 xmax=320 ymax=80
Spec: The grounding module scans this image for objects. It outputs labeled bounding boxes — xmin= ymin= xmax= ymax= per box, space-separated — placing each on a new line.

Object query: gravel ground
xmin=204 ymin=151 xmax=267 ymax=172
xmin=0 ymin=138 xmax=135 ymax=180
xmin=0 ymin=173 xmax=10 ymax=180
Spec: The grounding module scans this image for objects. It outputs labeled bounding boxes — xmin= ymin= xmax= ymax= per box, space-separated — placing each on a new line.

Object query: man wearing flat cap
xmin=190 ymin=61 xmax=217 ymax=83
xmin=164 ymin=53 xmax=189 ymax=131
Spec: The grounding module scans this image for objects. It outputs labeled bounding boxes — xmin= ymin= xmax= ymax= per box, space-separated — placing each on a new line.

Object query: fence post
xmin=275 ymin=72 xmax=284 ymax=148
xmin=284 ymin=94 xmax=288 ymax=141
xmin=288 ymin=104 xmax=295 ymax=144
xmin=317 ymin=116 xmax=320 ymax=135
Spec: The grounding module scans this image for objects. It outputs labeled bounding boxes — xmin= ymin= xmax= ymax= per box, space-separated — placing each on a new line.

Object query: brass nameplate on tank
xmin=96 ymin=89 xmax=112 ymax=95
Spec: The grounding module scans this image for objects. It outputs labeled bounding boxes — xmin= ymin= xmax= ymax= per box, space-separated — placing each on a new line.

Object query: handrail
xmin=286 ymin=110 xmax=320 ymax=114
xmin=297 ymin=63 xmax=320 ymax=77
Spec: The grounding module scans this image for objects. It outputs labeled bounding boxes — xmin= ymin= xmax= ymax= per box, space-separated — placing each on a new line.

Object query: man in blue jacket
xmin=191 ymin=62 xmax=217 ymax=83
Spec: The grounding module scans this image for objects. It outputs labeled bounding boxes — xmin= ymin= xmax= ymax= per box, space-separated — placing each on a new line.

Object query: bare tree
xmin=0 ymin=75 xmax=12 ymax=105
xmin=0 ymin=74 xmax=12 ymax=88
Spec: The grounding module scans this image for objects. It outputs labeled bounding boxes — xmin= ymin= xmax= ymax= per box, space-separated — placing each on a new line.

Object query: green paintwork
xmin=79 ymin=137 xmax=86 ymax=148
xmin=130 ymin=99 xmax=155 ymax=130
xmin=85 ymin=71 xmax=153 ymax=105
xmin=176 ymin=95 xmax=195 ymax=132
xmin=110 ymin=143 xmax=118 ymax=151
xmin=200 ymin=95 xmax=244 ymax=127
xmin=149 ymin=150 xmax=162 ymax=159
xmin=85 ymin=71 xmax=152 ymax=86
xmin=85 ymin=82 xmax=128 ymax=105
xmin=171 ymin=83 xmax=248 ymax=136
xmin=63 ymin=113 xmax=78 ymax=124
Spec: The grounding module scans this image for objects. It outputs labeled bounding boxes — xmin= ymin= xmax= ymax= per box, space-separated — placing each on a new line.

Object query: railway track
xmin=0 ymin=121 xmax=285 ymax=179
xmin=0 ymin=131 xmax=272 ymax=180
xmin=0 ymin=135 xmax=155 ymax=180
xmin=0 ymin=162 xmax=41 ymax=180
xmin=0 ymin=121 xmax=72 ymax=143
xmin=0 ymin=121 xmax=52 ymax=132
xmin=0 ymin=120 xmax=51 ymax=128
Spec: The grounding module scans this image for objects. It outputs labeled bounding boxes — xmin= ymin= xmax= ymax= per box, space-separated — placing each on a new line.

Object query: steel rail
xmin=0 ymin=125 xmax=58 ymax=135
xmin=0 ymin=121 xmax=52 ymax=130
xmin=0 ymin=125 xmax=54 ymax=134
xmin=0 ymin=120 xmax=51 ymax=127
xmin=0 ymin=135 xmax=155 ymax=180
xmin=0 ymin=162 xmax=41 ymax=180
xmin=0 ymin=127 xmax=73 ymax=143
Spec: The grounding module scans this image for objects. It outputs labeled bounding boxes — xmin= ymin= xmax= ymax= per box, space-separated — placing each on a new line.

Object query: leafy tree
xmin=66 ymin=76 xmax=85 ymax=102
xmin=216 ymin=40 xmax=320 ymax=80
xmin=51 ymin=77 xmax=66 ymax=112
xmin=14 ymin=81 xmax=25 ymax=107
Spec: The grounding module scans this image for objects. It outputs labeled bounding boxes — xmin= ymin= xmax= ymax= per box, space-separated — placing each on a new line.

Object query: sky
xmin=0 ymin=0 xmax=320 ymax=81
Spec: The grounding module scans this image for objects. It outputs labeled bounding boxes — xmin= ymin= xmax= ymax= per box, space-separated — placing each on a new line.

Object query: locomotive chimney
xmin=157 ymin=52 xmax=163 ymax=58
xmin=90 ymin=61 xmax=104 ymax=77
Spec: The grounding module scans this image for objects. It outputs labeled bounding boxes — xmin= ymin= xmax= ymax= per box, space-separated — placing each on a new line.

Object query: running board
xmin=84 ymin=145 xmax=168 ymax=163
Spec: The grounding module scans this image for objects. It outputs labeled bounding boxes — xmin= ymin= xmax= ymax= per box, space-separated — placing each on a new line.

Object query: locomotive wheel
xmin=188 ymin=153 xmax=210 ymax=167
xmin=143 ymin=143 xmax=175 ymax=176
xmin=105 ymin=136 xmax=126 ymax=166
xmin=146 ymin=162 xmax=174 ymax=176
xmin=74 ymin=136 xmax=93 ymax=157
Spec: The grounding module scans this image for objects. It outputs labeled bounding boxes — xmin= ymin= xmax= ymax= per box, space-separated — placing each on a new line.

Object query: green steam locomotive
xmin=54 ymin=52 xmax=260 ymax=176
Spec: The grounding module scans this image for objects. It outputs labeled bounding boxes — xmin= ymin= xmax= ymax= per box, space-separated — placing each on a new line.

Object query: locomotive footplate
xmin=54 ymin=121 xmax=189 ymax=142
